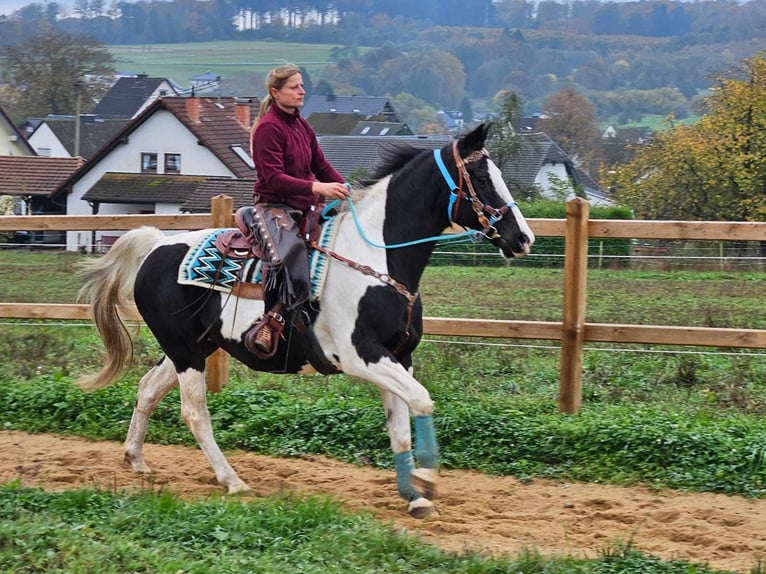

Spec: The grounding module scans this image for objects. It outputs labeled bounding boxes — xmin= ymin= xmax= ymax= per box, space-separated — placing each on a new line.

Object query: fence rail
xmin=1 ymin=196 xmax=764 ymax=413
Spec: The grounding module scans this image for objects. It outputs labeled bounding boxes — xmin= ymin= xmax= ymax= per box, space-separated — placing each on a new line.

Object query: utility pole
xmin=74 ymin=79 xmax=83 ymax=158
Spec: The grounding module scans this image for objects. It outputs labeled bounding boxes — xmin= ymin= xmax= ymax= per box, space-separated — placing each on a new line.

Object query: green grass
xmin=0 ymin=483 xmax=742 ymax=574
xmin=109 ymin=41 xmax=344 ymax=86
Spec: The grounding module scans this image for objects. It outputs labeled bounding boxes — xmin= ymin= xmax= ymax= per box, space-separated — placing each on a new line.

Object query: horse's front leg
xmin=177 ymin=368 xmax=250 ymax=494
xmin=344 ymin=355 xmax=439 ymax=517
xmin=124 ymin=357 xmax=178 ymax=473
xmin=381 ymin=389 xmax=437 ymax=519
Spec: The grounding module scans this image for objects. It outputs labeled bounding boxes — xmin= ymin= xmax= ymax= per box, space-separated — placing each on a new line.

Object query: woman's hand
xmin=313 ymin=181 xmax=351 ymax=200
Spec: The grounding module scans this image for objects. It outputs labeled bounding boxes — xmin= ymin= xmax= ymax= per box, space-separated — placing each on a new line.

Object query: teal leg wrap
xmin=393 ymin=451 xmax=420 ymax=501
xmin=414 ymin=415 xmax=439 ymax=469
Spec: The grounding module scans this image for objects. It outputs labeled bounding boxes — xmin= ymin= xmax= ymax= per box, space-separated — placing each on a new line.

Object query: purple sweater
xmin=251 ymin=104 xmax=344 ymax=213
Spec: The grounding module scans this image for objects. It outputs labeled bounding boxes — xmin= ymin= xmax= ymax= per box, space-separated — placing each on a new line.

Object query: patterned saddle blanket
xmin=178 ymin=217 xmax=339 ymax=301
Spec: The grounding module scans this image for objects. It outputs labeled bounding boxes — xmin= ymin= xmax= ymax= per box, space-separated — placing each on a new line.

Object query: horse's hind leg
xmin=124 ymin=357 xmax=178 ymax=473
xmin=381 ymin=389 xmax=436 ymax=519
xmin=177 ymin=368 xmax=250 ymax=494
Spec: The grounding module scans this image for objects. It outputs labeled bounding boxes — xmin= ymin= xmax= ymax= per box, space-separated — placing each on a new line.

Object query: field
xmin=0 ymin=250 xmax=764 ymax=573
xmin=109 ymin=41 xmax=344 ymax=88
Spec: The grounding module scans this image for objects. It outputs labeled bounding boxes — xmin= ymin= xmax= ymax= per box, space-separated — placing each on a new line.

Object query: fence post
xmin=559 ymin=197 xmax=590 ymax=414
xmin=206 ymin=194 xmax=235 ymax=393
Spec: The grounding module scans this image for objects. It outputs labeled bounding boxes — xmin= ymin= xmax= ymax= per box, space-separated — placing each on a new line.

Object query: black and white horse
xmin=76 ymin=123 xmax=534 ymax=518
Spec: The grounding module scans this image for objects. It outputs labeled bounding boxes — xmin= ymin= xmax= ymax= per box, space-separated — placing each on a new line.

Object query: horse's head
xmin=437 ymin=123 xmax=535 ymax=259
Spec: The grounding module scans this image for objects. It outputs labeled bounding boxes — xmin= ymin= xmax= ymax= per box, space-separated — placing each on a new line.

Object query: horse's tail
xmin=75 ymin=226 xmax=165 ymax=391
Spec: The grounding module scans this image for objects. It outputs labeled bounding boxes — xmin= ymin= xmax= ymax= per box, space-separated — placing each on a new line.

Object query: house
xmin=189 ymin=71 xmax=222 ymax=95
xmin=308 ymin=113 xmax=411 ymax=136
xmin=0 ymin=155 xmax=84 ymax=244
xmin=437 ymin=110 xmax=464 ymax=133
xmin=502 ymin=132 xmax=610 ymax=205
xmin=27 ymin=116 xmax=129 ymax=159
xmin=302 ymin=95 xmax=400 ymax=123
xmin=0 ymin=105 xmax=36 ymax=156
xmin=58 ymin=95 xmax=259 ymax=251
xmin=92 ymin=75 xmax=181 ymax=119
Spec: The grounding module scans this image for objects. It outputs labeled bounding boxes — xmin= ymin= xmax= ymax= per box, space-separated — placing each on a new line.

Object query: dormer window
xmin=165 ymin=153 xmax=181 ymax=173
xmin=141 ymin=152 xmax=158 ymax=173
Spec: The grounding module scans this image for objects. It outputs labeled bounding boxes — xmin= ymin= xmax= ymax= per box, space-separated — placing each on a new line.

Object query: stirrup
xmin=252 ymin=325 xmax=272 ymax=354
xmin=244 ymin=308 xmax=285 ymax=359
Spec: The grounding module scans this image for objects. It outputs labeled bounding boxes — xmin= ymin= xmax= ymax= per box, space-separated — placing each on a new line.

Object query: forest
xmin=1 ymin=0 xmax=765 ymax=123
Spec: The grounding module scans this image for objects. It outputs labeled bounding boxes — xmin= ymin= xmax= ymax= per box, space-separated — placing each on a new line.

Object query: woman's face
xmin=272 ymin=73 xmax=306 ymax=112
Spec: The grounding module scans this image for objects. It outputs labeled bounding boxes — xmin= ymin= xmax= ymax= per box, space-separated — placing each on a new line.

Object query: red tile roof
xmin=0 ymin=156 xmax=84 ymax=197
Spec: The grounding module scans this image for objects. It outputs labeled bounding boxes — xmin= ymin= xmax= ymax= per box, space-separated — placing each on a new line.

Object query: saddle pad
xmin=178 ymin=217 xmax=339 ymax=300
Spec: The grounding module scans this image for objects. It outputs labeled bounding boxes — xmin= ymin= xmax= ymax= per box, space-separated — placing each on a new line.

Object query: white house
xmin=58 ymin=95 xmax=258 ymax=251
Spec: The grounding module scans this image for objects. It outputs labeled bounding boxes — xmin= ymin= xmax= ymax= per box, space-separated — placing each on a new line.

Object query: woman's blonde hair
xmin=251 ymin=65 xmax=302 ymax=154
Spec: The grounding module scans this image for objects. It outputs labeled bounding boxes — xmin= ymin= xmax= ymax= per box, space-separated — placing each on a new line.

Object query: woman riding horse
xmin=244 ymin=65 xmax=350 ymax=358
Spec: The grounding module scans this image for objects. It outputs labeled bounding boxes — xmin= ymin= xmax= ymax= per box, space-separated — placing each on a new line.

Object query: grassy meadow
xmin=0 ymin=249 xmax=764 ymax=573
xmin=109 ymin=41 xmax=344 ymax=87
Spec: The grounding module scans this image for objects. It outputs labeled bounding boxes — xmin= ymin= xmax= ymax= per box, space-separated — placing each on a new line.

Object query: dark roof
xmin=36 ymin=117 xmax=130 ymax=159
xmin=83 ymin=173 xmax=209 ymax=204
xmin=181 ymin=177 xmax=256 ymax=212
xmin=317 ymin=135 xmax=451 ymax=179
xmin=0 ymin=156 xmax=83 ymax=197
xmin=303 ymin=95 xmax=399 ymax=122
xmin=306 ymin=112 xmax=363 ymax=135
xmin=502 ymin=132 xmax=571 ymax=189
xmin=349 ymin=121 xmax=412 ymax=136
xmin=80 ymin=172 xmax=255 ymax=212
xmin=92 ymin=76 xmax=177 ymax=119
xmin=60 ymin=96 xmax=259 ymax=192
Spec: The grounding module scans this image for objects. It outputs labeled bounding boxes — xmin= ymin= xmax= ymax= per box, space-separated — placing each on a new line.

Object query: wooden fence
xmin=1 ymin=196 xmax=764 ymax=414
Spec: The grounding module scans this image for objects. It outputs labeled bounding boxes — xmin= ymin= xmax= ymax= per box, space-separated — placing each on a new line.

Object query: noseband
xmin=433 ymin=141 xmax=516 ymax=240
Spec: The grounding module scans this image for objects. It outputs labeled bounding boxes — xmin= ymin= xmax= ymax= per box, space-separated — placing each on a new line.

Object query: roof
xmin=349 ymin=121 xmax=412 ymax=136
xmin=35 ymin=117 xmax=130 ymax=159
xmin=83 ymin=173 xmax=209 ymax=204
xmin=0 ymin=156 xmax=84 ymax=197
xmin=317 ymin=135 xmax=451 ymax=179
xmin=502 ymin=132 xmax=571 ymax=189
xmin=60 ymin=95 xmax=259 ymax=192
xmin=181 ymin=177 xmax=256 ymax=212
xmin=79 ymin=172 xmax=255 ymax=212
xmin=92 ymin=76 xmax=178 ymax=119
xmin=302 ymin=95 xmax=399 ymax=122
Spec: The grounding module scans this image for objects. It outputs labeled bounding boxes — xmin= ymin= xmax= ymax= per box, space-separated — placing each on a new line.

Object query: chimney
xmin=234 ymin=97 xmax=252 ymax=128
xmin=185 ymin=97 xmax=201 ymax=123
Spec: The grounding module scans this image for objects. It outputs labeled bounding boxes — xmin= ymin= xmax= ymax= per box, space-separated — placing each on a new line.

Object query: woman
xmin=245 ymin=65 xmax=350 ymax=357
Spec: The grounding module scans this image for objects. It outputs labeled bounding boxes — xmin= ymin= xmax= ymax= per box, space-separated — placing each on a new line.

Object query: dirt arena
xmin=2 ymin=431 xmax=764 ymax=573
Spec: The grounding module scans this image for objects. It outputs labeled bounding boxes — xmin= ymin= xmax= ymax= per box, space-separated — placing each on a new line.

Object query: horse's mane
xmin=372 ymin=143 xmax=431 ymax=181
xmin=337 ymin=143 xmax=438 ymax=212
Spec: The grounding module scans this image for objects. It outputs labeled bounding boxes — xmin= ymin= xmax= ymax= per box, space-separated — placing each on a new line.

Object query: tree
xmin=538 ymin=88 xmax=603 ymax=175
xmin=609 ymin=54 xmax=766 ymax=224
xmin=485 ymin=91 xmax=523 ymax=174
xmin=0 ymin=26 xmax=115 ymax=117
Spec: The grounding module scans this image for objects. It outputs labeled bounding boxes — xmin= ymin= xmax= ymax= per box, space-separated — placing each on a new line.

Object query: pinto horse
xmin=76 ymin=123 xmax=535 ymax=518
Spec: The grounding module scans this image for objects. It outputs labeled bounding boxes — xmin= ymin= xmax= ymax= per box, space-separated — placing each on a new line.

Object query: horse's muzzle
xmin=496 ymin=232 xmax=533 ymax=259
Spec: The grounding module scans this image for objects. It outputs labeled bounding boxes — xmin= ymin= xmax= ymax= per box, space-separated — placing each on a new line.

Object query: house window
xmin=165 ymin=153 xmax=181 ymax=173
xmin=141 ymin=152 xmax=158 ymax=173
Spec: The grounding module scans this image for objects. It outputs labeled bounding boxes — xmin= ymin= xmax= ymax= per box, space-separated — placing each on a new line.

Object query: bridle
xmin=433 ymin=141 xmax=516 ymax=240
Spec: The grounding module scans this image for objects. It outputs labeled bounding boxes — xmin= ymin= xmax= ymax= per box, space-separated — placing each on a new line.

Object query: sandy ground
xmin=1 ymin=430 xmax=764 ymax=573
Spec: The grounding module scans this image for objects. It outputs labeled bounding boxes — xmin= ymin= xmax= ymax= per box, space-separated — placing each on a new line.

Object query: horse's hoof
xmin=124 ymin=454 xmax=152 ymax=474
xmin=408 ymin=497 xmax=436 ymax=519
xmin=227 ymin=482 xmax=252 ymax=495
xmin=411 ymin=467 xmax=438 ymax=500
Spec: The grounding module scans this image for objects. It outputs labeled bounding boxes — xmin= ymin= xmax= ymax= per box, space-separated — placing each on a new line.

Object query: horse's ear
xmin=457 ymin=123 xmax=491 ymax=154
